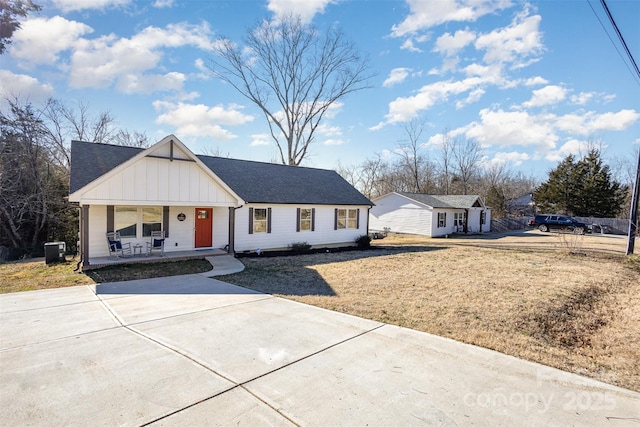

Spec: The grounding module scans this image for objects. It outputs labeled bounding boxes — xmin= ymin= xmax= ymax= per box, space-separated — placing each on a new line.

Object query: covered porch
xmin=84 ymin=248 xmax=228 ymax=270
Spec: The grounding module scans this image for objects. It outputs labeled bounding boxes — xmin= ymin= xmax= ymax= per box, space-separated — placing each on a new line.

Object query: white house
xmin=69 ymin=135 xmax=373 ymax=267
xmin=369 ymin=192 xmax=491 ymax=237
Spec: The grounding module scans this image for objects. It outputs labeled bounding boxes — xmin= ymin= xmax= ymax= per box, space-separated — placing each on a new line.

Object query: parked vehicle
xmin=528 ymin=214 xmax=588 ymax=234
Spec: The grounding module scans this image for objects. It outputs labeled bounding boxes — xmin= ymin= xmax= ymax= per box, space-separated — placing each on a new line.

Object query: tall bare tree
xmin=452 ymin=136 xmax=482 ymax=194
xmin=209 ymin=14 xmax=372 ymax=166
xmin=437 ymin=129 xmax=454 ymax=194
xmin=395 ymin=118 xmax=436 ymax=193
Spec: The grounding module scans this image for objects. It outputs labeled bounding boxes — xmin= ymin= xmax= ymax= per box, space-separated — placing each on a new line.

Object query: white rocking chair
xmin=106 ymin=232 xmax=132 ymax=258
xmin=146 ymin=230 xmax=165 ymax=257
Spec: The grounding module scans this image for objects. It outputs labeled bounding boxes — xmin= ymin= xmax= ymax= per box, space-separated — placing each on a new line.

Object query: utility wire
xmin=587 ymin=0 xmax=640 ymax=86
xmin=601 ymin=0 xmax=640 ymax=78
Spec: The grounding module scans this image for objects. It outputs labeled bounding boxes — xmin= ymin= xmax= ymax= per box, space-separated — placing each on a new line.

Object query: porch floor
xmin=87 ymin=248 xmax=228 ymax=269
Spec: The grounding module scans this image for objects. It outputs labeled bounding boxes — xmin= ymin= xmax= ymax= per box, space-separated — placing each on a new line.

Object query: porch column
xmin=228 ymin=207 xmax=235 ymax=255
xmin=82 ymin=205 xmax=90 ymax=267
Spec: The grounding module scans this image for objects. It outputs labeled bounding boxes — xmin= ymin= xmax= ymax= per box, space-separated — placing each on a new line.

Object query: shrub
xmin=289 ymin=241 xmax=312 ymax=253
xmin=355 ymin=234 xmax=371 ymax=248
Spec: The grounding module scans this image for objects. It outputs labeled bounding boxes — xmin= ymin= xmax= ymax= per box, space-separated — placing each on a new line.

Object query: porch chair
xmin=106 ymin=232 xmax=132 ymax=258
xmin=146 ymin=230 xmax=165 ymax=257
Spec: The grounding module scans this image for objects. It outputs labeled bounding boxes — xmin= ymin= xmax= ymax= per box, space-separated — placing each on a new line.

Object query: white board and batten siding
xmin=233 ymin=204 xmax=370 ymax=253
xmin=75 ymin=156 xmax=236 ymax=206
xmin=369 ymin=196 xmax=434 ymax=236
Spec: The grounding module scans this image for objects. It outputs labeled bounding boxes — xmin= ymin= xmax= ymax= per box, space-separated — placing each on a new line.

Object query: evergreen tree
xmin=534 ymin=150 xmax=627 ymax=217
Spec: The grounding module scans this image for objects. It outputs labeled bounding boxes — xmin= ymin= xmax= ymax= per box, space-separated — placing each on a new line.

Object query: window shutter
xmin=248 ymin=207 xmax=254 ymax=234
xmin=356 ymin=208 xmax=360 ymax=229
xmin=311 ymin=208 xmax=315 ymax=231
xmin=296 ymin=208 xmax=301 ymax=232
xmin=107 ymin=205 xmax=114 ymax=232
xmin=267 ymin=208 xmax=272 ymax=233
xmin=334 ymin=208 xmax=338 ymax=230
xmin=163 ymin=206 xmax=170 ymax=237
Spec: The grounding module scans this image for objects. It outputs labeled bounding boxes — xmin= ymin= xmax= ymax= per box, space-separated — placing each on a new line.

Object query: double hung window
xmin=335 ymin=208 xmax=359 ymax=229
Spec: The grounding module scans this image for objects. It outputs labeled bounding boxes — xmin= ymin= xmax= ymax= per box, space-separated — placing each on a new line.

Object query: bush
xmin=355 ymin=235 xmax=371 ymax=247
xmin=289 ymin=241 xmax=312 ymax=253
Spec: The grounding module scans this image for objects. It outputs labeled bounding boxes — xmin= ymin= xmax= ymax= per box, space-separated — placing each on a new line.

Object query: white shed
xmin=369 ymin=192 xmax=491 ymax=237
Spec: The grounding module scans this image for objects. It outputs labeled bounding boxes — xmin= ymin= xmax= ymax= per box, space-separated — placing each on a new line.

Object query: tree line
xmin=336 ymin=121 xmax=632 ymax=221
xmin=0 ymin=99 xmax=149 ymax=259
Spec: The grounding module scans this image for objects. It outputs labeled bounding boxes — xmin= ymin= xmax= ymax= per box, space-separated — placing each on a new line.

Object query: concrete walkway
xmin=1 ymin=275 xmax=638 ymax=426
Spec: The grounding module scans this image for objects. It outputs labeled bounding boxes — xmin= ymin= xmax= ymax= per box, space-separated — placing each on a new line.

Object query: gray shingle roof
xmin=397 ymin=192 xmax=483 ymax=209
xmin=70 ymin=140 xmax=372 ymax=206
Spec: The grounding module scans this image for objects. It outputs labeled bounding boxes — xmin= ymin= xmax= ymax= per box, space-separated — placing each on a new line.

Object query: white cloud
xmin=68 ymin=22 xmax=213 ymax=93
xmin=153 ymin=0 xmax=175 ymax=7
xmin=153 ymin=101 xmax=254 ymax=140
xmin=52 ymin=0 xmax=129 ymax=12
xmin=522 ymin=85 xmax=567 ymax=107
xmin=0 ymin=71 xmax=54 ymax=108
xmin=400 ymin=38 xmax=422 ymax=52
xmin=116 ymin=72 xmax=186 ymax=95
xmin=465 ymin=108 xmax=559 ymax=150
xmin=381 ymin=77 xmax=484 ymax=124
xmin=524 ymin=76 xmax=548 ymax=86
xmin=267 ymin=0 xmax=337 ymax=23
xmin=455 ymin=88 xmax=485 ymax=108
xmin=250 ymin=134 xmax=272 ymax=146
xmin=474 ymin=11 xmax=543 ymax=66
xmin=10 ymin=16 xmax=93 ymax=66
xmin=570 ymin=92 xmax=593 ymax=106
xmin=323 ymin=138 xmax=343 ymax=145
xmin=391 ymin=0 xmax=512 ymax=37
xmin=383 ymin=68 xmax=412 ymax=87
xmin=544 ymin=139 xmax=590 ymax=162
xmin=490 ymin=151 xmax=530 ymax=166
xmin=434 ymin=29 xmax=476 ymax=56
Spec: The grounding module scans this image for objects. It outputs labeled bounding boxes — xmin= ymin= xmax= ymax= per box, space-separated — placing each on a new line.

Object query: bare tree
xmin=394 ymin=118 xmax=436 ymax=193
xmin=437 ymin=129 xmax=454 ymax=194
xmin=452 ymin=136 xmax=482 ymax=195
xmin=113 ymin=129 xmax=149 ymax=148
xmin=209 ymin=14 xmax=372 ymax=166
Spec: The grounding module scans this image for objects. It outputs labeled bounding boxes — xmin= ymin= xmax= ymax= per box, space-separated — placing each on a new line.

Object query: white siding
xmin=88 ymin=205 xmax=109 ymax=257
xmin=78 ymin=157 xmax=236 ymax=206
xmin=369 ymin=194 xmax=434 ymax=236
xmin=233 ymin=204 xmax=369 ymax=253
xmin=370 ymin=194 xmax=492 ymax=237
xmin=87 ymin=205 xmax=233 ymax=257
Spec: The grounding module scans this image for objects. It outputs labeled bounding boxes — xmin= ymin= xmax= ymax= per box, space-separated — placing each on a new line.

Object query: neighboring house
xmin=369 ymin=192 xmax=491 ymax=237
xmin=69 ymin=135 xmax=373 ymax=267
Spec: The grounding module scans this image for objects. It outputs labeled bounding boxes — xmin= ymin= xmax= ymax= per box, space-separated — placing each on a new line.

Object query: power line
xmin=600 ymin=0 xmax=640 ymax=78
xmin=587 ymin=0 xmax=640 ymax=85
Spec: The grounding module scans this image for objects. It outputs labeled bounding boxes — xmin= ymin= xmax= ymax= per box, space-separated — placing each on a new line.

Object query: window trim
xmin=297 ymin=207 xmax=315 ymax=232
xmin=437 ymin=212 xmax=446 ymax=228
xmin=110 ymin=205 xmax=166 ymax=239
xmin=334 ymin=208 xmax=360 ymax=230
xmin=249 ymin=207 xmax=272 ymax=234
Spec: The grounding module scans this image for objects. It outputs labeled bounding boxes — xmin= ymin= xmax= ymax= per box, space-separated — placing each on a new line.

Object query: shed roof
xmin=69 ymin=140 xmax=372 ymax=206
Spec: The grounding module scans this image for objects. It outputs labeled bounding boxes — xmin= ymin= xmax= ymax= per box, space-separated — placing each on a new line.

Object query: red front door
xmin=195 ymin=208 xmax=213 ymax=248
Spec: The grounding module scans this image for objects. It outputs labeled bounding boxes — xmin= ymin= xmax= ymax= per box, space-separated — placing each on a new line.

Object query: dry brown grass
xmin=220 ymin=231 xmax=640 ymax=392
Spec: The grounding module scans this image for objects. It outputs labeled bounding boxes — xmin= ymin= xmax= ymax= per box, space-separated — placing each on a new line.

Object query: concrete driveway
xmin=1 ymin=274 xmax=638 ymax=426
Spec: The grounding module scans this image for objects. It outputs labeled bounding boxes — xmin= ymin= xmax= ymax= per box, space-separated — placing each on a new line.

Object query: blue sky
xmin=1 ymin=0 xmax=638 ymax=180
